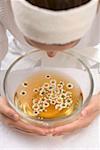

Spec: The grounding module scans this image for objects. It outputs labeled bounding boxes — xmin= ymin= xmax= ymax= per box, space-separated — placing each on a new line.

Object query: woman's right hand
xmin=0 ymin=97 xmax=49 ymax=136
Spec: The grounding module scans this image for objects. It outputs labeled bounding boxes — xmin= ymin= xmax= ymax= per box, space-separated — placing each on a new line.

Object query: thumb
xmin=81 ymin=95 xmax=100 ymax=117
xmin=0 ymin=97 xmax=19 ymax=121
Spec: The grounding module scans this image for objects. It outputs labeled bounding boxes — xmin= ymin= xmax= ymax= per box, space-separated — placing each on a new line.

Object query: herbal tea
xmin=14 ymin=69 xmax=83 ymax=120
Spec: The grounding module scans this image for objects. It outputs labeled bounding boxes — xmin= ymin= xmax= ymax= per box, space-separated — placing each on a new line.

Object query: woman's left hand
xmin=50 ymin=94 xmax=100 ymax=136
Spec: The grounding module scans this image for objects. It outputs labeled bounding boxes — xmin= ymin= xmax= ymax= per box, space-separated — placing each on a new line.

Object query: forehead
xmin=11 ymin=0 xmax=98 ymax=45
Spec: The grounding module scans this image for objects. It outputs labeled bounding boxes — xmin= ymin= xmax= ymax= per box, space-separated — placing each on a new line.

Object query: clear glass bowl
xmin=3 ymin=50 xmax=94 ymax=127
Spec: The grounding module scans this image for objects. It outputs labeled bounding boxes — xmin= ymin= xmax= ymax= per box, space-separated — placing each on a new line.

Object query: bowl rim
xmin=3 ymin=50 xmax=94 ymax=126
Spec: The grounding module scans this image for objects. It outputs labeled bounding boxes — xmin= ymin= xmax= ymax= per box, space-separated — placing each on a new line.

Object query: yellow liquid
xmin=14 ymin=69 xmax=83 ymax=120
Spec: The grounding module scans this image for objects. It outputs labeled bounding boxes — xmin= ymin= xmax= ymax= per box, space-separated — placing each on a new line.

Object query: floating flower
xmin=50 ymin=79 xmax=56 ymax=85
xmin=56 ymin=99 xmax=62 ymax=104
xmin=65 ymin=98 xmax=73 ymax=106
xmin=39 ymin=105 xmax=45 ymax=112
xmin=66 ymin=91 xmax=72 ymax=97
xmin=45 ymin=75 xmax=51 ymax=79
xmin=32 ymin=98 xmax=39 ymax=104
xmin=59 ymin=81 xmax=64 ymax=86
xmin=33 ymin=88 xmax=39 ymax=93
xmin=22 ymin=82 xmax=28 ymax=87
xmin=57 ymin=84 xmax=63 ymax=89
xmin=66 ymin=83 xmax=74 ymax=89
xmin=60 ymin=93 xmax=66 ymax=99
xmin=66 ymin=103 xmax=71 ymax=108
xmin=50 ymin=99 xmax=56 ymax=105
xmin=32 ymin=104 xmax=40 ymax=110
xmin=49 ymin=92 xmax=57 ymax=99
xmin=43 ymin=83 xmax=49 ymax=88
xmin=56 ymin=89 xmax=60 ymax=95
xmin=62 ymin=89 xmax=66 ymax=94
xmin=33 ymin=110 xmax=39 ymax=116
xmin=55 ymin=104 xmax=61 ymax=110
xmin=39 ymin=90 xmax=45 ymax=96
xmin=48 ymin=86 xmax=54 ymax=91
xmin=43 ymin=102 xmax=49 ymax=108
xmin=20 ymin=90 xmax=27 ymax=96
xmin=60 ymin=103 xmax=67 ymax=109
xmin=67 ymin=98 xmax=73 ymax=104
xmin=40 ymin=98 xmax=46 ymax=103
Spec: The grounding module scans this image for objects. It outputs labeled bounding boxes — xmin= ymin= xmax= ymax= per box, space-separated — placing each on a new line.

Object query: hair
xmin=26 ymin=0 xmax=91 ymax=10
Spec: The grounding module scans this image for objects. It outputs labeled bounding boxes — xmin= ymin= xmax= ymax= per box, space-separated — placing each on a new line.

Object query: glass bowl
xmin=3 ymin=50 xmax=94 ymax=127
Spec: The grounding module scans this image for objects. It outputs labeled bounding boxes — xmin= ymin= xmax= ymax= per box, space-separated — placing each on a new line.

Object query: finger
xmin=2 ymin=116 xmax=49 ymax=136
xmin=50 ymin=95 xmax=100 ymax=136
xmin=54 ymin=111 xmax=98 ymax=136
xmin=52 ymin=110 xmax=99 ymax=136
xmin=53 ymin=131 xmax=72 ymax=136
xmin=81 ymin=95 xmax=100 ymax=117
xmin=15 ymin=122 xmax=49 ymax=136
xmin=52 ymin=95 xmax=100 ymax=136
xmin=13 ymin=128 xmax=45 ymax=136
xmin=3 ymin=119 xmax=47 ymax=136
xmin=0 ymin=97 xmax=19 ymax=121
xmin=13 ymin=128 xmax=48 ymax=136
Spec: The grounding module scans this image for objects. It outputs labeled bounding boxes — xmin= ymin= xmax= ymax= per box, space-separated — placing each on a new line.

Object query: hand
xmin=51 ymin=94 xmax=100 ymax=136
xmin=0 ymin=97 xmax=49 ymax=136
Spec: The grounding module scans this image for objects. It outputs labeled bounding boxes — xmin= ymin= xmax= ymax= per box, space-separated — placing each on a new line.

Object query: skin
xmin=25 ymin=37 xmax=80 ymax=57
xmin=0 ymin=98 xmax=49 ymax=136
xmin=0 ymin=95 xmax=100 ymax=136
xmin=0 ymin=38 xmax=100 ymax=136
xmin=51 ymin=94 xmax=100 ymax=136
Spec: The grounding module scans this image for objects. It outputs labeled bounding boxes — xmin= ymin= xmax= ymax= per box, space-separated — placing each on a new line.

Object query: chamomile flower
xmin=40 ymin=98 xmax=46 ymax=103
xmin=56 ymin=89 xmax=60 ymax=95
xmin=43 ymin=102 xmax=49 ymax=108
xmin=66 ymin=91 xmax=72 ymax=97
xmin=66 ymin=83 xmax=74 ymax=89
xmin=60 ymin=89 xmax=66 ymax=94
xmin=32 ymin=98 xmax=38 ymax=104
xmin=20 ymin=90 xmax=27 ymax=96
xmin=65 ymin=98 xmax=73 ymax=106
xmin=55 ymin=104 xmax=61 ymax=110
xmin=67 ymin=98 xmax=73 ymax=104
xmin=56 ymin=99 xmax=62 ymax=104
xmin=49 ymin=92 xmax=57 ymax=99
xmin=32 ymin=104 xmax=40 ymax=110
xmin=48 ymin=86 xmax=53 ymax=91
xmin=39 ymin=90 xmax=45 ymax=96
xmin=57 ymin=84 xmax=63 ymax=89
xmin=60 ymin=93 xmax=66 ymax=99
xmin=43 ymin=83 xmax=49 ymax=88
xmin=50 ymin=99 xmax=56 ymax=105
xmin=66 ymin=103 xmax=71 ymax=108
xmin=39 ymin=105 xmax=45 ymax=112
xmin=33 ymin=88 xmax=39 ymax=93
xmin=50 ymin=79 xmax=56 ymax=85
xmin=60 ymin=103 xmax=67 ymax=109
xmin=22 ymin=82 xmax=28 ymax=87
xmin=33 ymin=110 xmax=39 ymax=116
xmin=45 ymin=75 xmax=51 ymax=79
xmin=59 ymin=81 xmax=64 ymax=86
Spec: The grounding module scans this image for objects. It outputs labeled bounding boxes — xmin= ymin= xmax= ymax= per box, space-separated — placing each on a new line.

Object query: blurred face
xmin=25 ymin=37 xmax=80 ymax=57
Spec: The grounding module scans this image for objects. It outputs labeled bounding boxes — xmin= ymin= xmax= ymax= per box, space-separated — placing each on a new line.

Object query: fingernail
xmin=13 ymin=114 xmax=19 ymax=121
